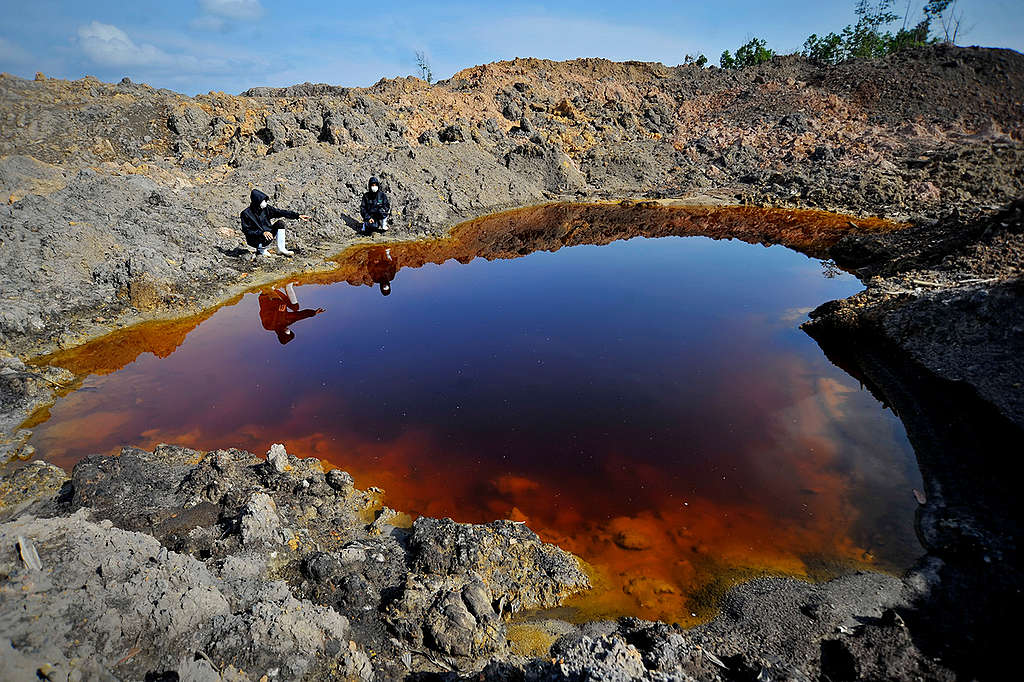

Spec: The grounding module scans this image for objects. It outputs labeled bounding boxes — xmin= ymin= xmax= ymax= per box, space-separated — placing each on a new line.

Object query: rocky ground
xmin=0 ymin=445 xmax=589 ymax=680
xmin=1 ymin=44 xmax=1022 ymax=362
xmin=2 ymin=44 xmax=1023 ymax=680
xmin=798 ymin=200 xmax=1024 ymax=681
xmin=807 ymin=199 xmax=1024 ymax=426
xmin=0 ymin=444 xmax=960 ymax=681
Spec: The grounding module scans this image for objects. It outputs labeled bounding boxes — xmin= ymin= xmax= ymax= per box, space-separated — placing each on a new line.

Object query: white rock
xmin=240 ymin=493 xmax=281 ymax=545
xmin=267 ymin=443 xmax=288 ymax=473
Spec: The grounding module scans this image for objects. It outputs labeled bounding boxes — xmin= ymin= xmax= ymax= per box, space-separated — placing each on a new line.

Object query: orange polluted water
xmin=29 ymin=203 xmax=920 ymax=624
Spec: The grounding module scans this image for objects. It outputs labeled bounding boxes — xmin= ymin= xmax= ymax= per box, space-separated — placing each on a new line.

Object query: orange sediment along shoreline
xmin=25 ymin=201 xmax=911 ymax=625
xmin=33 ymin=201 xmax=903 ymax=378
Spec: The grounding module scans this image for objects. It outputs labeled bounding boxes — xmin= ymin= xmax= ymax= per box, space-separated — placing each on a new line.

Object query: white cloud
xmin=199 ymin=0 xmax=264 ymax=21
xmin=68 ymin=19 xmax=276 ymax=92
xmin=77 ymin=21 xmax=176 ymax=67
xmin=191 ymin=0 xmax=264 ymax=32
xmin=74 ymin=20 xmax=267 ymax=88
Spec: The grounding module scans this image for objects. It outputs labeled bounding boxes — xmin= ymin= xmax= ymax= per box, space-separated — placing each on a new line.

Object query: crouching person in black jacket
xmin=240 ymin=189 xmax=311 ymax=257
xmin=360 ymin=176 xmax=391 ymax=234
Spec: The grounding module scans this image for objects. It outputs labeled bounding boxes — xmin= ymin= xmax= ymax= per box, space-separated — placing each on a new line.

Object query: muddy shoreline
xmin=2 ymin=46 xmax=1023 ymax=680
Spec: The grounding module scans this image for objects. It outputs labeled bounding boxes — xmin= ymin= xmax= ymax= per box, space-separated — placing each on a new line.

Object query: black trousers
xmin=247 ymin=220 xmax=286 ymax=248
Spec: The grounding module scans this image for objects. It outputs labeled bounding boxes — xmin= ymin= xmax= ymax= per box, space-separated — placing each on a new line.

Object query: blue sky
xmin=0 ymin=0 xmax=1021 ymax=95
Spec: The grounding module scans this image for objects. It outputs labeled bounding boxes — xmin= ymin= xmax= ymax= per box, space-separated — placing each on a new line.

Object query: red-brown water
xmin=28 ymin=206 xmax=922 ymax=623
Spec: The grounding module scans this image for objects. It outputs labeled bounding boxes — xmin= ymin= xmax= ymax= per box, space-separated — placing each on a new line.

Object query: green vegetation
xmin=684 ymin=53 xmax=709 ymax=68
xmin=720 ymin=38 xmax=775 ymax=69
xmin=717 ymin=1 xmax=967 ymax=70
xmin=803 ymin=0 xmax=964 ymax=64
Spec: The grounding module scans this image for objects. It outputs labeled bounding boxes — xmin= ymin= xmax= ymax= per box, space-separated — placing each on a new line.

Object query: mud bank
xmin=795 ymin=200 xmax=1024 ymax=680
xmin=806 ymin=199 xmax=1024 ymax=428
xmin=803 ymin=323 xmax=1021 ymax=682
xmin=0 ymin=444 xmax=590 ymax=680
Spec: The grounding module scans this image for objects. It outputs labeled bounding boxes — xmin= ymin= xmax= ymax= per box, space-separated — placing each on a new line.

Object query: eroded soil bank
xmin=1 ymin=45 xmax=1023 ymax=681
xmin=2 ymin=45 xmax=1023 ymax=362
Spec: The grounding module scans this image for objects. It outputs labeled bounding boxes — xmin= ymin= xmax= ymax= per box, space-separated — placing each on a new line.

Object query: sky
xmin=0 ymin=0 xmax=1021 ymax=95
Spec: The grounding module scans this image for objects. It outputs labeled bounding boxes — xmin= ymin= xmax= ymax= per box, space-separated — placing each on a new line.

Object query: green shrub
xmin=803 ymin=32 xmax=845 ymax=64
xmin=720 ymin=38 xmax=775 ymax=70
xmin=683 ymin=53 xmax=709 ymax=68
xmin=718 ymin=1 xmax=966 ymax=70
xmin=801 ymin=0 xmax=963 ymax=65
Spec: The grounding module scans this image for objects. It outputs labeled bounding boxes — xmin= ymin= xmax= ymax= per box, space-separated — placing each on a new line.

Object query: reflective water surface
xmin=29 ymin=205 xmax=922 ymax=623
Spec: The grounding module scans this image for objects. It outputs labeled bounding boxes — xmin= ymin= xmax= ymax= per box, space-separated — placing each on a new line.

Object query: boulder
xmin=167 ymin=105 xmax=211 ymax=137
xmin=240 ymin=492 xmax=281 ymax=545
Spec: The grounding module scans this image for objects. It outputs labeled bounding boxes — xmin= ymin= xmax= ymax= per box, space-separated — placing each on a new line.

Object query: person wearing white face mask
xmin=239 ymin=188 xmax=311 ymax=257
xmin=359 ymin=176 xmax=391 ymax=234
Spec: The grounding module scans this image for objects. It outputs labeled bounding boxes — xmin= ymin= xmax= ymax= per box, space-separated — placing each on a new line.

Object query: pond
xmin=28 ymin=203 xmax=923 ymax=623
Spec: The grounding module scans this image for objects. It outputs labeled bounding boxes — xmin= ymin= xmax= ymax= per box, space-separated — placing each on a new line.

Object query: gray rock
xmin=387 ymin=573 xmax=505 ymax=660
xmin=168 ymin=105 xmax=211 ymax=137
xmin=550 ymin=635 xmax=649 ymax=681
xmin=337 ymin=544 xmax=367 ymax=564
xmin=207 ymin=580 xmax=350 ymax=678
xmin=175 ymin=656 xmax=221 ymax=682
xmin=0 ymin=459 xmax=67 ymax=520
xmin=303 ymin=551 xmax=341 ymax=582
xmin=0 ymin=154 xmax=66 ymax=200
xmin=409 ymin=516 xmax=590 ymax=610
xmin=240 ymin=492 xmax=281 ymax=545
xmin=439 ymin=123 xmax=469 ymax=143
xmin=0 ymin=511 xmax=232 ymax=678
xmin=418 ymin=129 xmax=439 ymax=146
xmin=220 ymin=554 xmax=263 ymax=581
xmin=8 ymin=444 xmax=591 ymax=676
xmin=260 ymin=113 xmax=291 ymax=145
xmin=461 ymin=578 xmax=498 ymax=624
xmin=16 ymin=535 xmax=41 ymax=570
xmin=501 ymin=101 xmax=523 ymax=121
xmin=326 ymin=468 xmax=355 ymax=494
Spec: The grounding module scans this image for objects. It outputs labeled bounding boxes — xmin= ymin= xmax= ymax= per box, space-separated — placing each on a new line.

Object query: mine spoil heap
xmin=1 ymin=44 xmax=1023 ymax=680
xmin=1 ymin=44 xmax=1022 ymax=360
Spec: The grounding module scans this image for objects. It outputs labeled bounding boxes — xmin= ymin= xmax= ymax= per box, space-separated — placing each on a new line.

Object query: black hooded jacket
xmin=360 ymin=177 xmax=391 ymax=221
xmin=240 ymin=189 xmax=300 ymax=246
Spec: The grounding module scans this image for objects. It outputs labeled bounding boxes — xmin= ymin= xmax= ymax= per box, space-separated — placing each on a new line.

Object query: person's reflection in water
xmin=367 ymin=246 xmax=397 ymax=296
xmin=258 ymin=282 xmax=325 ymax=344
